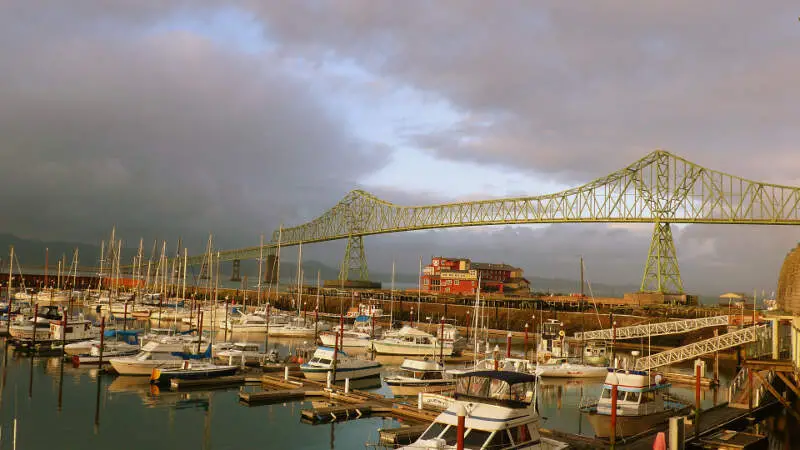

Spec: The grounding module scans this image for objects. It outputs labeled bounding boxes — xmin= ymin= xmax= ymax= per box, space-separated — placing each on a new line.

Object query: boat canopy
xmin=454 ymin=370 xmax=535 ymax=408
xmin=354 ymin=315 xmax=371 ymax=323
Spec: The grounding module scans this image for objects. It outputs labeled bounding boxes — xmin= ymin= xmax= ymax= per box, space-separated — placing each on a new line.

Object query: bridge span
xmin=151 ymin=150 xmax=800 ymax=294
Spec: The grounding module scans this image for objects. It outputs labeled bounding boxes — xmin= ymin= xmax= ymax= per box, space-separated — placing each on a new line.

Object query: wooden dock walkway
xmin=237 ymin=374 xmax=440 ymax=424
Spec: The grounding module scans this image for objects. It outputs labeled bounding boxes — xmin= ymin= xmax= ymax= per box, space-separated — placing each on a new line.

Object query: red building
xmin=421 ymin=257 xmax=530 ymax=295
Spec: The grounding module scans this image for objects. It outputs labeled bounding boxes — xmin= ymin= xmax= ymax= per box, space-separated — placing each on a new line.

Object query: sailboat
xmin=272 ymin=242 xmax=318 ymax=337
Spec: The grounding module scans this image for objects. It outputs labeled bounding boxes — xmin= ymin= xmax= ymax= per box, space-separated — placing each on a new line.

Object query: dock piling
xmin=344 ymin=378 xmax=350 ymax=394
xmin=284 ymin=366 xmax=289 ymax=381
xmin=456 ymin=404 xmax=465 ymax=450
xmin=418 ymin=392 xmax=423 ymax=410
xmin=327 ymin=371 xmax=332 ymax=389
xmin=668 ymin=416 xmax=685 ymax=450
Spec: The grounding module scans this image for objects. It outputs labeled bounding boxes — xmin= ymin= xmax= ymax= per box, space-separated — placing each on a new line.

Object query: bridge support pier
xmin=230 ymin=259 xmax=242 ymax=282
xmin=264 ymin=253 xmax=279 ymax=284
xmin=338 ymin=235 xmax=369 ymax=285
xmin=640 ymin=221 xmax=683 ymax=294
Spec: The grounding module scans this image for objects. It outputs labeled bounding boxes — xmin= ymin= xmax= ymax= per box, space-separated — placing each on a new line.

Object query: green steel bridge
xmin=189 ymin=149 xmax=800 ymax=294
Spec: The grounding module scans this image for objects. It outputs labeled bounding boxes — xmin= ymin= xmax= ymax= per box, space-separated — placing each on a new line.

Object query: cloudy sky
xmin=1 ymin=1 xmax=798 ymax=294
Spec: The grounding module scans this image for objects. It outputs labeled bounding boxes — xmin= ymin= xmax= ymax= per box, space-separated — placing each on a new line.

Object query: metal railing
xmin=575 ymin=315 xmax=729 ymax=341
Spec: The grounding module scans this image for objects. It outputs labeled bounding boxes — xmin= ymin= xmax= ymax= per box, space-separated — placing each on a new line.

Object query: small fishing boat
xmin=580 ymin=368 xmax=690 ymax=438
xmin=399 ymin=370 xmax=568 ymax=449
xmin=384 ymin=358 xmax=455 ymax=396
xmin=534 ymin=358 xmax=608 ymax=378
xmin=300 ymin=346 xmax=382 ymax=382
xmin=149 ymin=361 xmax=238 ymax=386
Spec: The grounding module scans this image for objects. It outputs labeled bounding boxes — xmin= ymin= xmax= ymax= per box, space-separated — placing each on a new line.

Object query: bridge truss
xmin=633 ymin=324 xmax=769 ymax=370
xmin=189 ymin=150 xmax=800 ymax=292
xmin=574 ymin=316 xmax=730 ymax=341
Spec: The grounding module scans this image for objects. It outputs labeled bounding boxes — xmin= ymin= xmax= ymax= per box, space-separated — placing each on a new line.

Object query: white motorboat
xmin=300 ymin=346 xmax=382 ymax=382
xmin=384 ymin=358 xmax=455 ymax=396
xmin=64 ymin=329 xmax=141 ymax=356
xmin=37 ymin=289 xmax=69 ymax=303
xmin=372 ymin=326 xmax=453 ymax=356
xmin=71 ymin=343 xmax=140 ymax=365
xmin=220 ymin=313 xmax=285 ymax=333
xmin=399 ymin=370 xmax=568 ymax=449
xmin=534 ymin=358 xmax=608 ymax=378
xmin=108 ymin=342 xmax=211 ymax=376
xmin=9 ymin=316 xmax=52 ymax=341
xmin=270 ymin=317 xmax=324 ymax=338
xmin=580 ymin=368 xmax=690 ymax=438
xmin=215 ymin=342 xmax=276 ymax=366
xmin=319 ymin=329 xmax=372 ymax=348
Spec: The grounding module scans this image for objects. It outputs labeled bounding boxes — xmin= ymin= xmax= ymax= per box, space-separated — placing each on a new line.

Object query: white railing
xmin=634 ymin=325 xmax=766 ymax=370
xmin=575 ymin=316 xmax=729 ymax=341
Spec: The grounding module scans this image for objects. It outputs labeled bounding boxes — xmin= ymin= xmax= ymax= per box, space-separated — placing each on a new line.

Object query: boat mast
xmin=390 ymin=260 xmax=395 ymax=326
xmin=417 ymin=256 xmax=422 ymax=324
xmin=213 ymin=251 xmax=220 ymax=346
xmin=98 ymin=241 xmax=104 ymax=293
xmin=580 ymin=255 xmax=585 ymax=364
xmin=257 ymin=234 xmax=264 ymax=312
xmin=7 ymin=246 xmax=14 ymax=329
xmin=473 ymin=274 xmax=481 ymax=365
xmin=296 ymin=241 xmax=303 ymax=317
xmin=135 ymin=238 xmax=143 ymax=299
xmin=71 ymin=248 xmax=79 ymax=298
xmin=182 ymin=249 xmax=187 ymax=303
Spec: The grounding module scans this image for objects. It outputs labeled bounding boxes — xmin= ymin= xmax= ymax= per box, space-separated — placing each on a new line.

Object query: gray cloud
xmin=0 ymin=2 xmax=386 ymax=251
xmin=246 ymin=1 xmax=800 ymax=183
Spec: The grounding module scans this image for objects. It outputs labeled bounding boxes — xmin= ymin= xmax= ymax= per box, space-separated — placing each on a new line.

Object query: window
xmin=463 ymin=429 xmax=491 ymax=447
xmin=318 ymin=358 xmax=331 ymax=365
xmin=439 ymin=425 xmax=459 ymax=445
xmin=617 ymin=390 xmax=626 ymax=401
xmin=454 ymin=280 xmax=460 ymax=286
xmin=642 ymin=391 xmax=655 ymax=403
xmin=422 ymin=371 xmax=443 ymax=380
xmin=420 ymin=423 xmax=447 ymax=440
xmin=485 ymin=430 xmax=512 ymax=449
xmin=600 ymin=388 xmax=611 ymax=399
xmin=625 ymin=392 xmax=641 ymax=403
xmin=512 ymin=424 xmax=532 ymax=444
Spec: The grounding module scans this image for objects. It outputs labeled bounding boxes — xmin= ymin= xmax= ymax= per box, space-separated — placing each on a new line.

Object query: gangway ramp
xmin=574 ymin=315 xmax=729 ymax=341
xmin=633 ymin=324 xmax=767 ymax=370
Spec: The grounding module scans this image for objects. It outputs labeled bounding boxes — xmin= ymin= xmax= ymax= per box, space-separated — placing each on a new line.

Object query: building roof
xmin=471 ymin=262 xmax=520 ymax=271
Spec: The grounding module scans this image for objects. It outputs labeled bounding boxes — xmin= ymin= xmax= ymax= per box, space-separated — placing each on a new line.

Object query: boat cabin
xmin=455 ymin=371 xmax=535 ymax=408
xmin=596 ymin=369 xmax=669 ymax=416
xmin=538 ymin=319 xmax=565 ymax=359
xmin=306 ymin=346 xmax=349 ymax=368
xmin=398 ymin=358 xmax=445 ymax=381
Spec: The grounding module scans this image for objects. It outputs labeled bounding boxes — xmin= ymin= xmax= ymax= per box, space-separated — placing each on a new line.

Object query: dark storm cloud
xmin=247 ymin=1 xmax=800 ymax=183
xmin=0 ymin=2 xmax=386 ymax=251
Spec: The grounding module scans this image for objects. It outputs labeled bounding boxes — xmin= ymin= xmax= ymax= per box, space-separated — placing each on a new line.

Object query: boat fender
xmin=297 ymin=357 xmax=304 ymax=364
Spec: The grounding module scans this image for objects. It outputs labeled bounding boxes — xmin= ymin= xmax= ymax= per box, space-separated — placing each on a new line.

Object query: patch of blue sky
xmin=143 ymin=6 xmax=271 ymax=54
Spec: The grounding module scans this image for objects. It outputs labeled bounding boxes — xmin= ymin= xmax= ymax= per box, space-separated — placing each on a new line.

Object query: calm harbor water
xmin=0 ymin=333 xmax=795 ymax=449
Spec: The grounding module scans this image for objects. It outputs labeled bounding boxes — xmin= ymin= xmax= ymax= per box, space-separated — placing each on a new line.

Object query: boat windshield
xmin=455 ymin=373 xmax=534 ymax=408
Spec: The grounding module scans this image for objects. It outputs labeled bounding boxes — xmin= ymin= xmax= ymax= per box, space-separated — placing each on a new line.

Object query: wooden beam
xmin=751 ymin=370 xmax=800 ymax=421
xmin=776 ymin=371 xmax=800 ymax=398
xmin=743 ymin=359 xmax=794 ymax=371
